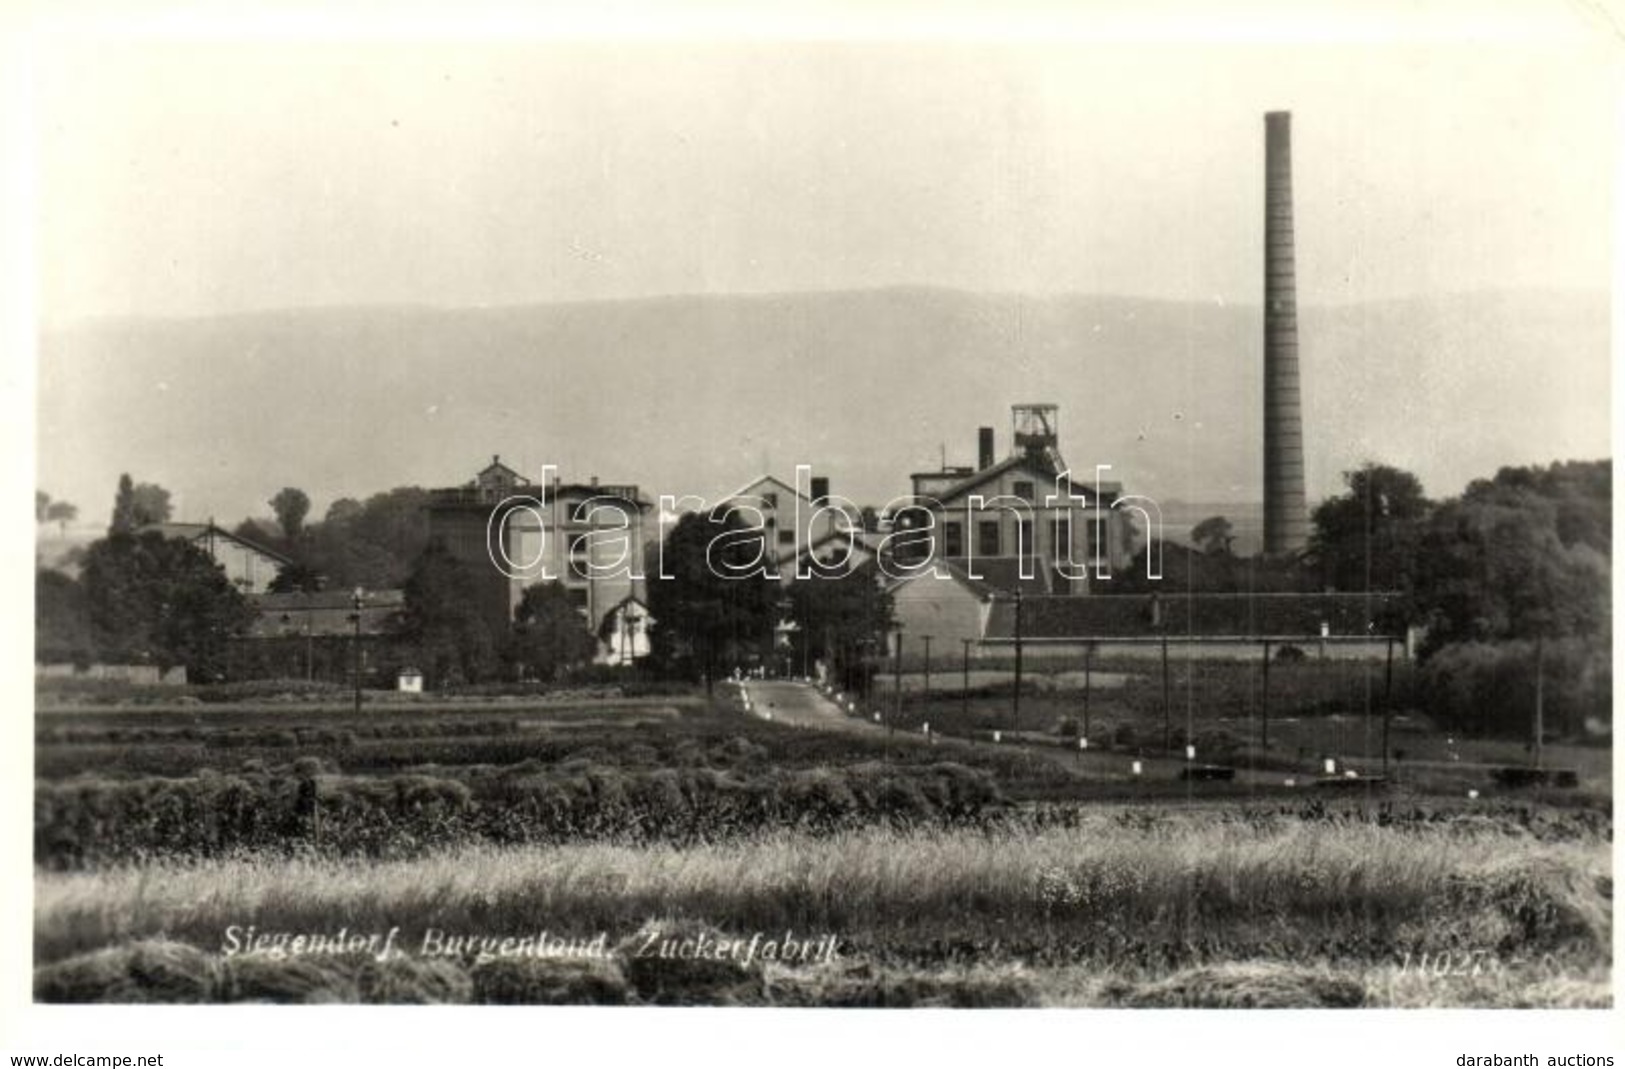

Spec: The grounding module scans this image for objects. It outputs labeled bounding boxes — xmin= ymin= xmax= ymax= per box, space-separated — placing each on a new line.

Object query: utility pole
xmin=1261 ymin=639 xmax=1272 ymax=752
xmin=1012 ymin=589 xmax=1024 ymax=730
xmin=961 ymin=638 xmax=973 ymax=723
xmin=891 ymin=623 xmax=903 ymax=734
xmin=921 ymin=635 xmax=932 ymax=709
xmin=1160 ymin=623 xmax=1171 ymax=755
xmin=1381 ymin=635 xmax=1394 ymax=774
xmin=1533 ymin=632 xmax=1546 ymax=770
xmin=351 ymin=587 xmax=365 ymax=716
xmin=1082 ymin=640 xmax=1093 ymax=744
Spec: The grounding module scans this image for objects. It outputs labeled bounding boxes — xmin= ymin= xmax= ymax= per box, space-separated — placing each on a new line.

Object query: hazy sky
xmin=37 ymin=32 xmax=1615 ymax=321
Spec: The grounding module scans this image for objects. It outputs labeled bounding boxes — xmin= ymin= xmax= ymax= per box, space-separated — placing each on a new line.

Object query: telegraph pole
xmin=1160 ymin=623 xmax=1171 ymax=755
xmin=891 ymin=622 xmax=903 ymax=734
xmin=350 ymin=587 xmax=365 ymax=716
xmin=961 ymin=638 xmax=973 ymax=723
xmin=921 ymin=635 xmax=932 ymax=708
xmin=1011 ymin=589 xmax=1025 ymax=731
xmin=1082 ymin=640 xmax=1093 ymax=744
xmin=1381 ymin=635 xmax=1394 ymax=773
xmin=1533 ymin=632 xmax=1546 ymax=770
xmin=1261 ymin=639 xmax=1272 ymax=752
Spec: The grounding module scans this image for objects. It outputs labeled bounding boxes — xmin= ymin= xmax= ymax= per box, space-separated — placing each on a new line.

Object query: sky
xmin=14 ymin=2 xmax=1619 ymax=532
xmin=34 ymin=27 xmax=1616 ymax=322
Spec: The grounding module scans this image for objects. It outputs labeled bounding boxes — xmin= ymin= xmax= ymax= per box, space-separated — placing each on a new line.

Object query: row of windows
xmin=940 ymin=517 xmax=1090 ymax=559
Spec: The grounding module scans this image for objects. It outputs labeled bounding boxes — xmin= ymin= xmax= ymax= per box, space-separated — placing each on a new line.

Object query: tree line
xmin=35 ymin=459 xmax=1610 ymax=742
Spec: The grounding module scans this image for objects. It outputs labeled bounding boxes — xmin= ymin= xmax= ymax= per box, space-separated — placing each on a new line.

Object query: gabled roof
xmin=723 ymin=473 xmax=856 ymax=521
xmin=139 ymin=522 xmax=293 ymax=565
xmin=477 ymin=455 xmax=525 ymax=481
xmin=915 ymin=457 xmax=1121 ymax=507
xmin=725 ymin=473 xmax=804 ymax=505
xmin=779 ymin=528 xmax=876 ymax=573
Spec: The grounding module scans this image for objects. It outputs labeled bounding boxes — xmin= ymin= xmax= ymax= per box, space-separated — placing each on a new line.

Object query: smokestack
xmin=809 ymin=476 xmax=829 ymax=504
xmin=977 ymin=427 xmax=995 ymax=470
xmin=1263 ymin=111 xmax=1308 ymax=556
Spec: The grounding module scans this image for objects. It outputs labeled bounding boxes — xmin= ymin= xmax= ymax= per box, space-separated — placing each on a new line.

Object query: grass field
xmin=31 ymin=682 xmax=1614 ymax=1006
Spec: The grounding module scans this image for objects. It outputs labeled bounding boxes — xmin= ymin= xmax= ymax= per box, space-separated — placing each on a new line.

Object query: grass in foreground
xmin=35 ymin=812 xmax=1611 ymax=1007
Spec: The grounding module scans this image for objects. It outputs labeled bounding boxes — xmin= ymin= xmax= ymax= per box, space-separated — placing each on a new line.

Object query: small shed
xmin=397 ymin=667 xmax=424 ymax=694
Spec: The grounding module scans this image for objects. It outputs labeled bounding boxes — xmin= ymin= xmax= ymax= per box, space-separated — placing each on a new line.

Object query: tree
xmin=36 ymin=569 xmax=96 ymax=666
xmin=270 ymin=487 xmax=311 ymax=541
xmin=45 ymin=500 xmax=78 ymax=536
xmin=110 ymin=476 xmax=173 ymax=531
xmin=1414 ymin=488 xmax=1609 ymax=655
xmin=645 ymin=509 xmax=779 ymax=690
xmin=268 ymin=560 xmax=325 ymax=594
xmin=394 ymin=540 xmax=501 ymax=688
xmin=110 ymin=474 xmax=137 ymax=534
xmin=1190 ymin=515 xmax=1235 ymax=557
xmin=129 ymin=483 xmax=172 ymax=527
xmin=36 ymin=490 xmax=50 ymax=524
xmin=1309 ymin=464 xmax=1430 ymax=597
xmin=786 ymin=561 xmax=893 ymax=690
xmin=303 ymin=487 xmax=431 ymax=590
xmin=78 ymin=531 xmax=255 ymax=679
xmin=509 ymin=581 xmax=599 ymax=680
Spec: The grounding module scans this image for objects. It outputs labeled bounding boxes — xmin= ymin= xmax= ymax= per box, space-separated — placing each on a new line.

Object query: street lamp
xmin=350 ymin=586 xmax=365 ymax=715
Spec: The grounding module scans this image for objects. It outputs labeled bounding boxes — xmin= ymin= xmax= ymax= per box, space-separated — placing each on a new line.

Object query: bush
xmin=35 ymin=759 xmax=1006 ymax=867
xmin=1420 ymin=639 xmax=1611 ymax=738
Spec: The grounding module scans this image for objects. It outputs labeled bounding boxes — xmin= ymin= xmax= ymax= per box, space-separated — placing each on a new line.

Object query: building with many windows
xmin=425 ymin=457 xmax=652 ymax=656
xmin=890 ymin=404 xmax=1136 ymax=595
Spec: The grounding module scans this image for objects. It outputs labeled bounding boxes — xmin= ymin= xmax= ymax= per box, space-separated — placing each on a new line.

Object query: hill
xmin=37 ymin=287 xmax=1609 ymax=524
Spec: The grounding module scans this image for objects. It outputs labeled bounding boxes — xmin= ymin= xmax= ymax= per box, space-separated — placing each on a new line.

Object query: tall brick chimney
xmin=1264 ymin=111 xmax=1308 ymax=556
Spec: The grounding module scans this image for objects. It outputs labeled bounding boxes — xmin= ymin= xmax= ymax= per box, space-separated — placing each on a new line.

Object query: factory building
xmin=890 ymin=404 xmax=1136 ymax=594
xmin=425 ymin=457 xmax=652 ymax=653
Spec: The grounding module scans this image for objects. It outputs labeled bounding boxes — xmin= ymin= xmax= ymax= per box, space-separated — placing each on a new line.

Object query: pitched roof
xmin=884 ymin=557 xmax=990 ymax=597
xmin=477 ymin=455 xmax=524 ymax=480
xmin=139 ymin=522 xmax=293 ymax=565
xmin=915 ymin=457 xmax=1122 ymax=507
xmin=724 ymin=474 xmax=857 ymax=522
xmin=981 ymin=592 xmax=1404 ymax=641
xmin=245 ymin=589 xmax=406 ymax=638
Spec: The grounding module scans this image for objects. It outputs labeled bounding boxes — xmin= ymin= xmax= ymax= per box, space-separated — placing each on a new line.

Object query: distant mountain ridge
xmin=37 ymin=287 xmax=1609 ymax=527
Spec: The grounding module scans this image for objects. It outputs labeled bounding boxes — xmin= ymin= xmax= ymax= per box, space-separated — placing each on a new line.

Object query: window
xmin=1017 ymin=518 xmax=1034 ymax=562
xmin=943 ymin=521 xmax=963 ymax=557
xmin=1013 ymin=480 xmax=1035 ymax=501
xmin=977 ymin=520 xmax=1000 ymax=557
xmin=567 ymin=588 xmax=589 ymax=613
xmin=763 ymin=492 xmax=778 ymax=510
xmin=777 ymin=529 xmax=796 ymax=545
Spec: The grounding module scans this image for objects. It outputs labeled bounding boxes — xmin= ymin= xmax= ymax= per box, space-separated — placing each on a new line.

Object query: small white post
xmin=1131 ymin=760 xmax=1143 ymax=776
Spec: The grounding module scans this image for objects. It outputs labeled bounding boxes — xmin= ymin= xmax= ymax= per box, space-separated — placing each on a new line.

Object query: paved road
xmin=734 ymin=679 xmax=1335 ymax=789
xmin=739 ymin=680 xmax=867 ymax=730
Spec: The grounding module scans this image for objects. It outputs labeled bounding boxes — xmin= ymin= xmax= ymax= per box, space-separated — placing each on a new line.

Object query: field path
xmin=738 ymin=680 xmax=1343 ymax=792
xmin=742 ymin=680 xmax=868 ymax=731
